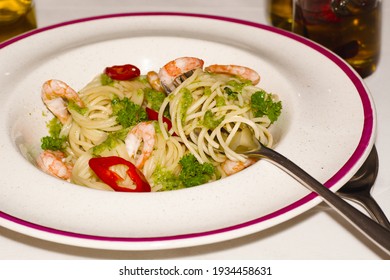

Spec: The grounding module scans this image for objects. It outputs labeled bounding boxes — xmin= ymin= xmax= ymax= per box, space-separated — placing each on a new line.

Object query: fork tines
xmin=162 ymin=69 xmax=195 ymax=94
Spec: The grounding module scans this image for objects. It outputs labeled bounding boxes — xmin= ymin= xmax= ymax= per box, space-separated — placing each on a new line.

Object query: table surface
xmin=1 ymin=0 xmax=389 ymax=260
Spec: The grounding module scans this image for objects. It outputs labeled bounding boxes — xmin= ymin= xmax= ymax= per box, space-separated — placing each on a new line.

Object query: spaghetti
xmin=37 ymin=57 xmax=282 ymax=192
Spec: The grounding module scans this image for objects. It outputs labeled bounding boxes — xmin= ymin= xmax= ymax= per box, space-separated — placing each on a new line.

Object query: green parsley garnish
xmin=251 ymin=90 xmax=282 ymax=123
xmin=111 ymin=97 xmax=148 ymax=128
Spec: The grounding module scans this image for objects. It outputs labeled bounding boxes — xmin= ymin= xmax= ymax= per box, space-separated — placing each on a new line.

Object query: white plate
xmin=0 ymin=13 xmax=375 ymax=250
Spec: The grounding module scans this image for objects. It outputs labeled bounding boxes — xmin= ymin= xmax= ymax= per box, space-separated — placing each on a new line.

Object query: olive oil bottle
xmin=0 ymin=0 xmax=37 ymax=42
xmin=267 ymin=0 xmax=293 ymax=31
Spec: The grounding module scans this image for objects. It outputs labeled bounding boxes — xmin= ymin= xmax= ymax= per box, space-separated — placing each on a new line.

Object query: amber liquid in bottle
xmin=267 ymin=0 xmax=293 ymax=31
xmin=292 ymin=0 xmax=381 ymax=78
xmin=0 ymin=0 xmax=37 ymax=42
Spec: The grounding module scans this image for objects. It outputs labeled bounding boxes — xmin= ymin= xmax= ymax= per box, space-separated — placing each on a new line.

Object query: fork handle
xmin=339 ymin=191 xmax=390 ymax=230
xmin=252 ymin=146 xmax=390 ymax=254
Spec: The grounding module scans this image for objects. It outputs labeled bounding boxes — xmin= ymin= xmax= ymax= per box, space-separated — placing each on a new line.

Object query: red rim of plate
xmin=0 ymin=12 xmax=374 ymax=244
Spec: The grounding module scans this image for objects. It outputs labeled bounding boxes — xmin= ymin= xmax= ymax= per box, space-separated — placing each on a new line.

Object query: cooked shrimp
xmin=36 ymin=150 xmax=73 ymax=180
xmin=205 ymin=64 xmax=260 ymax=85
xmin=158 ymin=57 xmax=204 ymax=92
xmin=147 ymin=71 xmax=164 ymax=92
xmin=41 ymin=79 xmax=85 ymax=124
xmin=222 ymin=158 xmax=256 ymax=176
xmin=125 ymin=121 xmax=156 ymax=169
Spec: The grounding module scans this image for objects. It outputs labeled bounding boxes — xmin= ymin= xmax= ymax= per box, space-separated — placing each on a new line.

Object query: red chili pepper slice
xmin=89 ymin=156 xmax=151 ymax=192
xmin=104 ymin=64 xmax=141 ymax=80
xmin=146 ymin=107 xmax=174 ymax=132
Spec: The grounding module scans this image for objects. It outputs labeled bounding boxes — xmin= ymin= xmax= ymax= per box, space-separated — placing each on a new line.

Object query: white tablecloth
xmin=1 ymin=0 xmax=389 ymax=259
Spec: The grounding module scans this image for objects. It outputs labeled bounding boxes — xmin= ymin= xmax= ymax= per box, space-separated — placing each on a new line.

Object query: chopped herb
xmin=111 ymin=97 xmax=148 ymax=128
xmin=223 ymin=79 xmax=252 ymax=100
xmin=47 ymin=117 xmax=62 ymax=136
xmin=144 ymin=87 xmax=166 ymax=112
xmin=100 ymin=73 xmax=114 ymax=86
xmin=136 ymin=75 xmax=149 ymax=84
xmin=204 ymin=87 xmax=212 ymax=96
xmin=152 ymin=166 xmax=184 ymax=191
xmin=251 ymin=90 xmax=282 ymax=123
xmin=179 ymin=154 xmax=215 ymax=188
xmin=224 ymin=87 xmax=238 ymax=100
xmin=215 ymin=96 xmax=226 ymax=107
xmin=203 ymin=110 xmax=224 ymax=130
xmin=68 ymin=100 xmax=88 ymax=115
xmin=40 ymin=136 xmax=66 ymax=151
xmin=227 ymin=79 xmax=252 ymax=91
xmin=92 ymin=129 xmax=129 ymax=155
xmin=40 ymin=118 xmax=67 ymax=151
xmin=180 ymin=88 xmax=193 ymax=122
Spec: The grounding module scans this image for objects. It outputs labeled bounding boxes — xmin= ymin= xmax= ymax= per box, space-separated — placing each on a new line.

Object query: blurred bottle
xmin=292 ymin=0 xmax=382 ymax=78
xmin=267 ymin=0 xmax=293 ymax=30
xmin=0 ymin=0 xmax=37 ymax=42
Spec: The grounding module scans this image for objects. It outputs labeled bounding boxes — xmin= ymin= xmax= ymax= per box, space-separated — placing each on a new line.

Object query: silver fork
xmin=236 ymin=137 xmax=390 ymax=254
xmin=338 ymin=145 xmax=390 ymax=230
xmin=161 ymin=70 xmax=196 ymax=94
